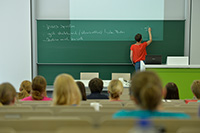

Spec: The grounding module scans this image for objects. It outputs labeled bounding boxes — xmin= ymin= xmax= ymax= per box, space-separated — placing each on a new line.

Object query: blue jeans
xmin=135 ymin=61 xmax=144 ymax=72
xmin=134 ymin=61 xmax=140 ymax=72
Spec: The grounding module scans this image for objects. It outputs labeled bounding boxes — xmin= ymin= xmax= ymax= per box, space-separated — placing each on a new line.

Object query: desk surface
xmin=47 ymin=80 xmax=130 ymax=91
xmin=145 ymin=65 xmax=200 ymax=68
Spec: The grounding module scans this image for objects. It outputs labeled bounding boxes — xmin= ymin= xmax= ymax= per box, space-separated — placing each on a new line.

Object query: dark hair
xmin=0 ymin=83 xmax=16 ymax=105
xmin=135 ymin=34 xmax=142 ymax=42
xmin=76 ymin=81 xmax=87 ymax=101
xmin=165 ymin=82 xmax=179 ymax=99
xmin=89 ymin=78 xmax=103 ymax=93
xmin=32 ymin=75 xmax=47 ymax=100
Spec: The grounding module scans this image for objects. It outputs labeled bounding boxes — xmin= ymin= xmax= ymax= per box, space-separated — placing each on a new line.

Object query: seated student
xmin=87 ymin=78 xmax=109 ymax=99
xmin=21 ymin=76 xmax=52 ymax=101
xmin=17 ymin=80 xmax=31 ymax=100
xmin=164 ymin=82 xmax=179 ymax=100
xmin=76 ymin=81 xmax=87 ymax=101
xmin=0 ymin=83 xmax=17 ymax=106
xmin=113 ymin=71 xmax=189 ymax=119
xmin=53 ymin=73 xmax=81 ymax=105
xmin=107 ymin=80 xmax=124 ymax=101
xmin=185 ymin=80 xmax=200 ymax=104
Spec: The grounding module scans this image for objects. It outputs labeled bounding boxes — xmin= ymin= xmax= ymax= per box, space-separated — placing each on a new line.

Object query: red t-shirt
xmin=130 ymin=42 xmax=148 ymax=63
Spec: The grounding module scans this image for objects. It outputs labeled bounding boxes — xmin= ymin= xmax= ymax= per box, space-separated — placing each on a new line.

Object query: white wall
xmin=190 ymin=0 xmax=200 ymax=64
xmin=0 ymin=0 xmax=31 ymax=91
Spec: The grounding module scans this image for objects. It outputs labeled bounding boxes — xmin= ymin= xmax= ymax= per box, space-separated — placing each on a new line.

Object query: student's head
xmin=19 ymin=80 xmax=32 ymax=94
xmin=32 ymin=75 xmax=47 ymax=100
xmin=108 ymin=80 xmax=123 ymax=100
xmin=89 ymin=78 xmax=103 ymax=93
xmin=53 ymin=74 xmax=81 ymax=105
xmin=191 ymin=80 xmax=200 ymax=99
xmin=135 ymin=33 xmax=142 ymax=42
xmin=0 ymin=83 xmax=16 ymax=105
xmin=18 ymin=80 xmax=32 ymax=100
xmin=76 ymin=81 xmax=87 ymax=101
xmin=165 ymin=82 xmax=179 ymax=99
xmin=130 ymin=71 xmax=163 ymax=111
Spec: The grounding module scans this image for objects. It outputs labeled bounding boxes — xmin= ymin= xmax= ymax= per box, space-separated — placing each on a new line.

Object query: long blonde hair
xmin=130 ymin=71 xmax=162 ymax=110
xmin=0 ymin=83 xmax=16 ymax=105
xmin=108 ymin=80 xmax=123 ymax=100
xmin=18 ymin=80 xmax=31 ymax=99
xmin=53 ymin=74 xmax=81 ymax=105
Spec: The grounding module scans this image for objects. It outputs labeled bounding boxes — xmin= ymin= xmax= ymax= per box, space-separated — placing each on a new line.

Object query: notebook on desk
xmin=145 ymin=55 xmax=162 ymax=64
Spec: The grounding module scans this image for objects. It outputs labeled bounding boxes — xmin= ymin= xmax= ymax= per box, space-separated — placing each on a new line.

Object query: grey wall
xmin=190 ymin=0 xmax=200 ymax=64
xmin=164 ymin=0 xmax=185 ymax=20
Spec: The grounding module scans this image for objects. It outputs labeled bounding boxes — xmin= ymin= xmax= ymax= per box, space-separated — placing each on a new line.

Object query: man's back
xmin=87 ymin=93 xmax=109 ymax=99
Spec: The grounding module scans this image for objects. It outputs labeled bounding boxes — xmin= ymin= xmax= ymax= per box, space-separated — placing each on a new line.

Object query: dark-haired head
xmin=165 ymin=82 xmax=179 ymax=99
xmin=32 ymin=75 xmax=47 ymax=100
xmin=89 ymin=78 xmax=103 ymax=93
xmin=135 ymin=34 xmax=142 ymax=42
xmin=76 ymin=81 xmax=87 ymax=101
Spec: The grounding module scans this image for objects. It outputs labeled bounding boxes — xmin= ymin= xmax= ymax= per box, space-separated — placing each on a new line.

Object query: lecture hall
xmin=0 ymin=0 xmax=200 ymax=133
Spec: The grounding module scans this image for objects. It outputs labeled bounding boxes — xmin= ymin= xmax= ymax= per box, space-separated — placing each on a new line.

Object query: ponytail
xmin=140 ymin=84 xmax=162 ymax=110
xmin=31 ymin=76 xmax=47 ymax=100
xmin=17 ymin=89 xmax=30 ymax=100
xmin=110 ymin=92 xmax=120 ymax=99
xmin=108 ymin=80 xmax=123 ymax=100
xmin=131 ymin=71 xmax=163 ymax=110
xmin=32 ymin=90 xmax=43 ymax=100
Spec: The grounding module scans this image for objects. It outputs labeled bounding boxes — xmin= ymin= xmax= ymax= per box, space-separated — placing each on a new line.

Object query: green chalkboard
xmin=37 ymin=20 xmax=185 ymax=84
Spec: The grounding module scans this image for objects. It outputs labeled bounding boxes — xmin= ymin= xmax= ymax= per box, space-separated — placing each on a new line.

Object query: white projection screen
xmin=70 ymin=0 xmax=164 ymax=20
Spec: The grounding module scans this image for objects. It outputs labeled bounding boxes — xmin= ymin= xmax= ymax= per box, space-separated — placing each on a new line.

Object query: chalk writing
xmin=42 ymin=24 xmax=127 ymax=42
xmin=46 ymin=24 xmax=75 ymax=30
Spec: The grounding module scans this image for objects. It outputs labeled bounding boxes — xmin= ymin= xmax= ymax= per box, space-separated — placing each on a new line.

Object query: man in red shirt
xmin=130 ymin=27 xmax=152 ymax=71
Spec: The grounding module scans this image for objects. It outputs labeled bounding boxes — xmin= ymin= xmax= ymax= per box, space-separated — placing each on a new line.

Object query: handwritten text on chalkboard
xmin=43 ymin=24 xmax=126 ymax=42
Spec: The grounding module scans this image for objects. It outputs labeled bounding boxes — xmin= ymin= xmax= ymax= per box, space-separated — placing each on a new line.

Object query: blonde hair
xmin=20 ymin=80 xmax=32 ymax=94
xmin=130 ymin=71 xmax=163 ymax=111
xmin=0 ymin=83 xmax=16 ymax=105
xmin=108 ymin=80 xmax=123 ymax=99
xmin=18 ymin=89 xmax=30 ymax=100
xmin=191 ymin=80 xmax=200 ymax=99
xmin=32 ymin=76 xmax=47 ymax=100
xmin=53 ymin=74 xmax=81 ymax=105
xmin=18 ymin=80 xmax=31 ymax=99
